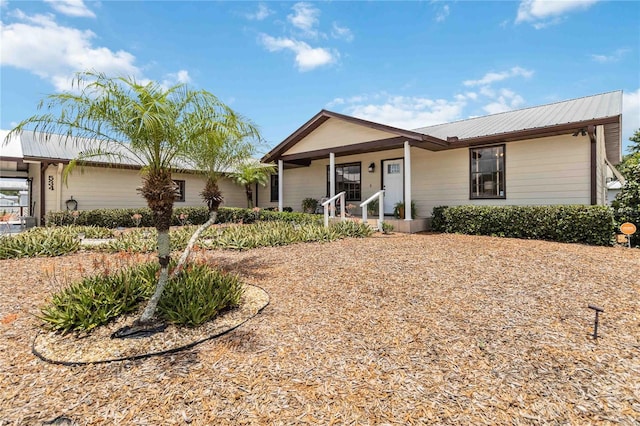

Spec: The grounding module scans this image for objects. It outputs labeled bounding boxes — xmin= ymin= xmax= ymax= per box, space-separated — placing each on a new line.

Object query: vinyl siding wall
xmin=284 ymin=119 xmax=398 ymax=155
xmin=260 ymin=133 xmax=593 ymax=217
xmin=43 ymin=164 xmax=245 ymax=213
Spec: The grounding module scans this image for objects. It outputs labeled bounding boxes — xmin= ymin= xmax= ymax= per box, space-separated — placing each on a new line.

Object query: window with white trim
xmin=470 ymin=145 xmax=505 ymax=199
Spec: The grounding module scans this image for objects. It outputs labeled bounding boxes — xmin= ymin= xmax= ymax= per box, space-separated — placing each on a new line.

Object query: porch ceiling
xmin=279 ymin=136 xmax=447 ymax=164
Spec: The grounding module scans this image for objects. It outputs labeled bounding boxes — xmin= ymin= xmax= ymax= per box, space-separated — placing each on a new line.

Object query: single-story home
xmin=258 ymin=91 xmax=624 ymax=232
xmin=0 ymin=130 xmax=249 ymax=225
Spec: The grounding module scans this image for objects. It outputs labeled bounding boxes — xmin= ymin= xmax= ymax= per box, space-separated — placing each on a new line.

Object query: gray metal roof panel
xmin=414 ymin=91 xmax=623 ymax=140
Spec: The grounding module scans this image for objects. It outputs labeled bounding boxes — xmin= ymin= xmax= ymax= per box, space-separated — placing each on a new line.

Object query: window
xmin=174 ymin=180 xmax=186 ymax=202
xmin=470 ymin=145 xmax=505 ymax=199
xmin=327 ymin=163 xmax=361 ymax=201
xmin=387 ymin=163 xmax=401 ymax=174
xmin=270 ymin=175 xmax=278 ymax=202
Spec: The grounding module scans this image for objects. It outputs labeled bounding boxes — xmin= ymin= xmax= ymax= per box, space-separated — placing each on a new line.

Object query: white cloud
xmin=246 ymin=3 xmax=272 ymax=21
xmin=436 ymin=4 xmax=450 ymax=22
xmin=463 ymin=66 xmax=534 ymax=87
xmin=326 ymin=97 xmax=345 ymax=108
xmin=590 ymin=48 xmax=629 ymax=63
xmin=622 ymin=89 xmax=640 ymax=153
xmin=337 ymin=94 xmax=467 ymax=130
xmin=43 ymin=0 xmax=95 ymax=18
xmin=482 ymin=89 xmax=525 ymax=115
xmin=287 ymin=2 xmax=320 ymax=38
xmin=259 ymin=34 xmax=336 ymax=71
xmin=516 ymin=0 xmax=599 ymax=28
xmin=160 ymin=69 xmax=191 ymax=89
xmin=0 ymin=11 xmax=139 ymax=91
xmin=331 ymin=22 xmax=353 ymax=42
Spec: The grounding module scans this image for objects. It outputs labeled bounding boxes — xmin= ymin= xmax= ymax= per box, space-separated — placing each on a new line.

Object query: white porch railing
xmin=322 ymin=191 xmax=345 ymax=228
xmin=360 ymin=190 xmax=384 ymax=231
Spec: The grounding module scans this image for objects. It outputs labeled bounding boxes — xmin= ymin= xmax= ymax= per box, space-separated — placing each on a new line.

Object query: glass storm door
xmin=382 ymin=159 xmax=403 ymax=215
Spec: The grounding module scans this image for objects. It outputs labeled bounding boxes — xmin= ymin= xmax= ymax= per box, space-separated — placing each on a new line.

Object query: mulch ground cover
xmin=1 ymin=233 xmax=639 ymax=425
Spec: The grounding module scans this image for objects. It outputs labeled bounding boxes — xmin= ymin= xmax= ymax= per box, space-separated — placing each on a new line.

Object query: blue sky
xmin=1 ymin=0 xmax=639 ymax=155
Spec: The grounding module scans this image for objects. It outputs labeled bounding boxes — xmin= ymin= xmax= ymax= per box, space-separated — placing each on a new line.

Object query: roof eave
xmin=262 ymin=110 xmax=448 ymax=163
xmin=448 ymin=116 xmax=621 ymax=147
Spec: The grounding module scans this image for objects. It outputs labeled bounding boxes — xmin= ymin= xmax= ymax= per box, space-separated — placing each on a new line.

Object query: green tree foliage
xmin=612 ymin=129 xmax=640 ymax=230
xmin=6 ymin=71 xmax=257 ymax=324
xmin=232 ymin=161 xmax=276 ymax=208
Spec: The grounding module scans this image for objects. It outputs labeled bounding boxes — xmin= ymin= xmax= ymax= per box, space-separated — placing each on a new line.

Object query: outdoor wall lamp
xmin=368 ymin=162 xmax=375 ymax=173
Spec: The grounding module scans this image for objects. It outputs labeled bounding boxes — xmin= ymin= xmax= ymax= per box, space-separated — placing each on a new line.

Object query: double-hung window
xmin=470 ymin=145 xmax=505 ymax=199
xmin=326 ymin=162 xmax=361 ymax=201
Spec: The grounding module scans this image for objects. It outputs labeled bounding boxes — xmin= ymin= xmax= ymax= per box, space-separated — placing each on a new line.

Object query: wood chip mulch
xmin=1 ymin=233 xmax=639 ymax=425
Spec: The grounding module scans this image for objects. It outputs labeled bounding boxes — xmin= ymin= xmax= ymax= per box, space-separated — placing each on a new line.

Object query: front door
xmin=382 ymin=159 xmax=403 ymax=215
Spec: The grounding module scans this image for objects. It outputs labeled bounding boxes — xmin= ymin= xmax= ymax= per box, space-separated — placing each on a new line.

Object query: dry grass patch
xmin=1 ymin=233 xmax=639 ymax=424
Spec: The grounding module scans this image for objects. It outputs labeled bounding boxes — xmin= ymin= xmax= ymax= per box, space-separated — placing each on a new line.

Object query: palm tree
xmin=233 ymin=161 xmax=277 ymax=208
xmin=173 ymin=114 xmax=261 ymax=275
xmin=6 ymin=71 xmax=257 ymax=326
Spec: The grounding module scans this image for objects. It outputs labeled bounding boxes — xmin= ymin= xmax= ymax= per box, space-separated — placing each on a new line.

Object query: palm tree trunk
xmin=138 ymin=170 xmax=177 ymax=324
xmin=172 ymin=211 xmax=217 ymax=277
xmin=139 ymin=230 xmax=171 ymax=323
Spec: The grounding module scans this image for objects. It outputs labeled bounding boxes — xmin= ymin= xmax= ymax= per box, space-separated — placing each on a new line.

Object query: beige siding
xmin=284 ymin=119 xmax=398 ymax=156
xmin=218 ymin=177 xmax=248 ymax=208
xmin=266 ymin=134 xmax=593 ymax=218
xmin=412 ymin=134 xmax=591 ymax=215
xmin=44 ymin=165 xmax=245 ymax=213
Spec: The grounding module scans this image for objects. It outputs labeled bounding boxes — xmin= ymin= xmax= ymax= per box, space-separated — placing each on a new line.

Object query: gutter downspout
xmin=588 ymin=125 xmax=597 ymax=205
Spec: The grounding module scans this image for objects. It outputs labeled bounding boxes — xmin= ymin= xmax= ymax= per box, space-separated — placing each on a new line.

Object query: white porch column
xmin=56 ymin=163 xmax=64 ymax=212
xmin=404 ymin=141 xmax=412 ymax=221
xmin=329 ymin=152 xmax=335 ymax=218
xmin=278 ymin=159 xmax=283 ymax=212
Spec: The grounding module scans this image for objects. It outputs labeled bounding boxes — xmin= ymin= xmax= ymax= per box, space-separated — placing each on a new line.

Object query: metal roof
xmin=413 ymin=90 xmax=623 ymax=163
xmin=18 ymin=131 xmax=147 ymax=167
xmin=1 ymin=131 xmax=251 ymax=174
xmin=413 ymin=91 xmax=622 ymax=140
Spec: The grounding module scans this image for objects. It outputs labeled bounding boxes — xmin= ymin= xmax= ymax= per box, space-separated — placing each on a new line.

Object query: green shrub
xmin=612 ymin=163 xmax=640 ymax=233
xmin=430 ymin=206 xmax=448 ymax=232
xmin=0 ymin=227 xmax=81 ymax=259
xmin=39 ymin=262 xmax=157 ymax=333
xmin=46 ymin=206 xmax=321 ymax=228
xmin=431 ymin=205 xmax=614 ymax=246
xmin=158 ymin=263 xmax=244 ymax=327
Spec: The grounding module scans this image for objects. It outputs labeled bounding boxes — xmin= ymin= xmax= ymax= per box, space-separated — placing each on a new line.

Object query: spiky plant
xmin=6 ymin=71 xmax=258 ymax=325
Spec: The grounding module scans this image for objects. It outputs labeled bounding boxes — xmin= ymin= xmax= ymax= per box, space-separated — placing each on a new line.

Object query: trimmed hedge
xmin=431 ymin=205 xmax=615 ymax=246
xmin=46 ymin=207 xmax=322 ymax=228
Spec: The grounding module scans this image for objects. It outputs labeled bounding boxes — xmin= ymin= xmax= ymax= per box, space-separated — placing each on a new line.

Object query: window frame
xmin=326 ymin=162 xmax=362 ymax=202
xmin=469 ymin=144 xmax=506 ymax=200
xmin=174 ymin=179 xmax=186 ymax=202
xmin=270 ymin=174 xmax=279 ymax=203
